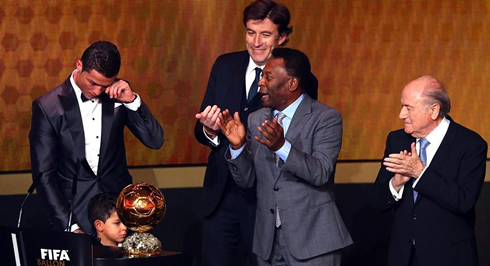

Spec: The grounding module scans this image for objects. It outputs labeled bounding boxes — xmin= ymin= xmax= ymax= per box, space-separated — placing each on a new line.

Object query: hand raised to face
xmin=105 ymin=79 xmax=136 ymax=103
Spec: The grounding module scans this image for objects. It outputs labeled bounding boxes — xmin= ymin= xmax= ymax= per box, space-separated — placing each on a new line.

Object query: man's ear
xmin=76 ymin=60 xmax=83 ymax=72
xmin=94 ymin=220 xmax=104 ymax=232
xmin=288 ymin=77 xmax=299 ymax=92
xmin=278 ymin=34 xmax=287 ymax=46
xmin=430 ymin=103 xmax=441 ymax=120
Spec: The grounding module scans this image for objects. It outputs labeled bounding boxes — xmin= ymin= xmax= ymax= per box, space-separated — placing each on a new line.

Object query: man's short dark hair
xmin=243 ymin=0 xmax=293 ymax=46
xmin=80 ymin=41 xmax=121 ymax=78
xmin=271 ymin=48 xmax=314 ymax=93
xmin=88 ymin=193 xmax=118 ymax=226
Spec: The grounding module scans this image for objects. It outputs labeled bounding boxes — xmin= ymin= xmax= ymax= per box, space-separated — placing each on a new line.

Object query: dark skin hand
xmin=217 ymin=110 xmax=246 ymax=150
xmin=217 ymin=109 xmax=285 ymax=151
xmin=255 ymin=117 xmax=285 ymax=151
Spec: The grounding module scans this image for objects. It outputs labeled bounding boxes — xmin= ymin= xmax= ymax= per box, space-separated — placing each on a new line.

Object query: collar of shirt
xmin=417 ymin=116 xmax=450 ymax=165
xmin=273 ymin=94 xmax=305 ymax=134
xmin=70 ymin=69 xmax=100 ymax=105
xmin=245 ymin=57 xmax=264 ymax=98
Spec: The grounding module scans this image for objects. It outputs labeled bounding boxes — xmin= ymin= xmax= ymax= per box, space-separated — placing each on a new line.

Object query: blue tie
xmin=414 ymin=138 xmax=430 ymax=201
xmin=248 ymin=68 xmax=262 ymax=102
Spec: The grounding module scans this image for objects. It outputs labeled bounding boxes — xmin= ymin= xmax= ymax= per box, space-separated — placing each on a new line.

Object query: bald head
xmin=399 ymin=76 xmax=450 ymax=138
xmin=410 ymin=76 xmax=451 ymax=119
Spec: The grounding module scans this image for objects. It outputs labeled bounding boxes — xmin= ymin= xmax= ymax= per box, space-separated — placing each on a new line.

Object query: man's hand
xmin=195 ymin=105 xmax=221 ymax=138
xmin=105 ymin=79 xmax=136 ymax=103
xmin=387 ymin=150 xmax=412 ymax=192
xmin=256 ymin=117 xmax=285 ymax=151
xmin=217 ymin=109 xmax=246 ymax=150
xmin=383 ymin=142 xmax=425 ymax=179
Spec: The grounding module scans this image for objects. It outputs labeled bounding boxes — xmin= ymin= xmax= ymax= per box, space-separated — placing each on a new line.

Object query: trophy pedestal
xmin=122 ymin=232 xmax=162 ymax=257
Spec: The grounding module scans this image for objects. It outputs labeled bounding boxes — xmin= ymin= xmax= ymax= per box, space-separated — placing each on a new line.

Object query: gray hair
xmin=417 ymin=76 xmax=451 ymax=118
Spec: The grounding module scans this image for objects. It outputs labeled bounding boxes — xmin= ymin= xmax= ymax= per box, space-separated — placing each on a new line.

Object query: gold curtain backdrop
xmin=1 ymin=0 xmax=489 ymax=172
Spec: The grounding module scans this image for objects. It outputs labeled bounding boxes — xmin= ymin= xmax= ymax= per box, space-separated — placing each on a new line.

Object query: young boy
xmin=88 ymin=193 xmax=127 ymax=247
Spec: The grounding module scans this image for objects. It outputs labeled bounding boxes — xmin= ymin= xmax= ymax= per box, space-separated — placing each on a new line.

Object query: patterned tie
xmin=414 ymin=138 xmax=430 ymax=201
xmin=275 ymin=111 xmax=286 ymax=228
xmin=275 ymin=112 xmax=286 ymax=167
xmin=248 ymin=67 xmax=262 ymax=102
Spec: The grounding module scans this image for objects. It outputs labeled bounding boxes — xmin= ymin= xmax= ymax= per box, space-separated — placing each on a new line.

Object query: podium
xmin=1 ymin=226 xmax=193 ymax=266
xmin=1 ymin=226 xmax=96 ymax=266
xmin=93 ymin=246 xmax=193 ymax=265
xmin=0 ymin=226 xmax=21 ymax=266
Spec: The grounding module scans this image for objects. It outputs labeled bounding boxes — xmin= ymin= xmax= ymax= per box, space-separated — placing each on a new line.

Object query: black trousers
xmin=201 ymin=177 xmax=257 ymax=266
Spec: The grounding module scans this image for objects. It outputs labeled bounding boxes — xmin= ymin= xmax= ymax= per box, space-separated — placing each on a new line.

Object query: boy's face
xmin=96 ymin=212 xmax=127 ymax=247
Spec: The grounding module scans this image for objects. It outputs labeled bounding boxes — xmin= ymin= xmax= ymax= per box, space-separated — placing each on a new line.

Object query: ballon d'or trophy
xmin=116 ymin=182 xmax=166 ymax=257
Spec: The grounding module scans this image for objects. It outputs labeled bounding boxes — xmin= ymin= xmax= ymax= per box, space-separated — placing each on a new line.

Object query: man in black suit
xmin=194 ymin=1 xmax=300 ymax=265
xmin=29 ymin=41 xmax=164 ymax=235
xmin=371 ymin=76 xmax=487 ymax=265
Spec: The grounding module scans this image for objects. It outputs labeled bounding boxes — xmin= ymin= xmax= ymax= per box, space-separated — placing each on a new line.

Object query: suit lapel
xmin=285 ymin=95 xmax=313 ymax=145
xmin=414 ymin=120 xmax=456 ymax=204
xmin=271 ymin=96 xmax=314 ymax=182
xmin=258 ymin=110 xmax=282 ymax=181
xmin=230 ymin=52 xmax=249 ymax=111
xmin=58 ymin=79 xmax=92 ymax=174
xmin=97 ymin=93 xmax=115 ymax=175
xmin=425 ymin=121 xmax=456 ymax=171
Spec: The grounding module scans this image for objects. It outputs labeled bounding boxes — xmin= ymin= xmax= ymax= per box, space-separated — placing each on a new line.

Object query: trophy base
xmin=122 ymin=232 xmax=162 ymax=257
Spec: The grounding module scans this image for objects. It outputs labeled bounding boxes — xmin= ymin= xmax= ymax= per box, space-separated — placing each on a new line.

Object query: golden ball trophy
xmin=116 ymin=182 xmax=166 ymax=257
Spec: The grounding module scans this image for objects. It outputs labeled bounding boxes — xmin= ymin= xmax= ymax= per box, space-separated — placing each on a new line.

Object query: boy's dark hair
xmin=88 ymin=193 xmax=118 ymax=226
xmin=80 ymin=41 xmax=121 ymax=78
xmin=243 ymin=0 xmax=293 ymax=46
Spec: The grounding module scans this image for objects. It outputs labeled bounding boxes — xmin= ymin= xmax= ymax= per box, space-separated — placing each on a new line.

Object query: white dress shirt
xmin=390 ymin=117 xmax=450 ymax=200
xmin=70 ymin=69 xmax=141 ymax=175
xmin=204 ymin=57 xmax=264 ymax=146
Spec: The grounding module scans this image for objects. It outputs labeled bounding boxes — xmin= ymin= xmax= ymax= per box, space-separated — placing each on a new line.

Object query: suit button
xmin=244 ymin=107 xmax=248 ymax=111
xmin=274 ymin=186 xmax=279 ymax=191
xmin=413 ymin=214 xmax=417 ymax=220
xmin=270 ymin=209 xmax=274 ymax=214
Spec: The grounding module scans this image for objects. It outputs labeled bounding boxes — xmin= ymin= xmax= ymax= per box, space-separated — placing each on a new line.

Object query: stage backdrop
xmin=1 ymin=0 xmax=489 ymax=172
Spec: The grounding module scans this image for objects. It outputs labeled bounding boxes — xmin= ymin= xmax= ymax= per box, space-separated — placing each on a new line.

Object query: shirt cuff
xmin=65 ymin=223 xmax=80 ymax=233
xmin=123 ymin=93 xmax=141 ymax=111
xmin=389 ymin=178 xmax=405 ymax=201
xmin=203 ymin=127 xmax=219 ymax=147
xmin=275 ymin=140 xmax=291 ymax=162
xmin=229 ymin=144 xmax=245 ymax=160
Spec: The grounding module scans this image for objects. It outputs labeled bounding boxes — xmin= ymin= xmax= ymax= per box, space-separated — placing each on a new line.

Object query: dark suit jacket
xmin=226 ymin=95 xmax=353 ymax=261
xmin=29 ymin=76 xmax=164 ymax=234
xmin=371 ymin=119 xmax=487 ymax=266
xmin=194 ymin=51 xmax=263 ymax=217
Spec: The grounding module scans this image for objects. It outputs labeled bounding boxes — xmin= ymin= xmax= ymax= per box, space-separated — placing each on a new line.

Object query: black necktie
xmin=248 ymin=67 xmax=262 ymax=102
